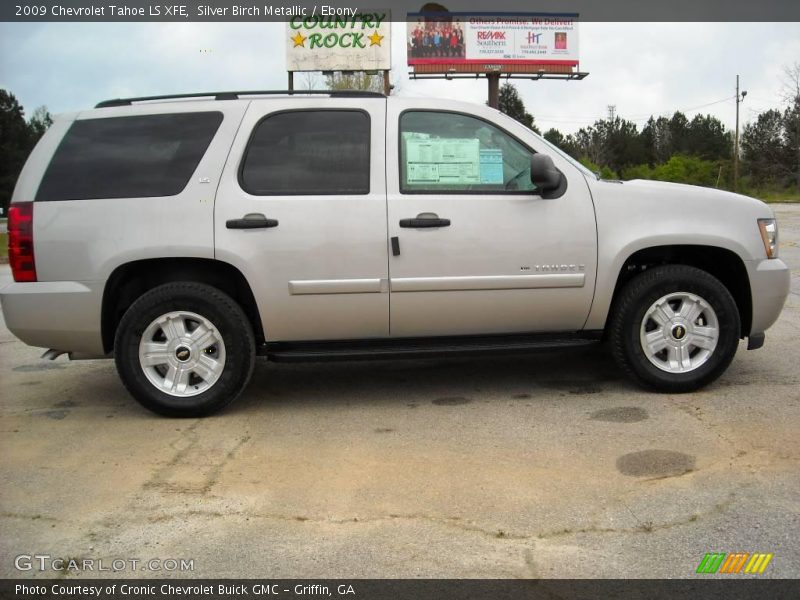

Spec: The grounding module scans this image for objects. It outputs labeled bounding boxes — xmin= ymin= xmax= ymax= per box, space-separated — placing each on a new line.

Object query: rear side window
xmin=240 ymin=110 xmax=370 ymax=195
xmin=36 ymin=112 xmax=223 ymax=201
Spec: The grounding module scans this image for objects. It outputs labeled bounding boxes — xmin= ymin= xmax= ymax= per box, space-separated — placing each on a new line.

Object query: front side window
xmin=240 ymin=110 xmax=370 ymax=195
xmin=36 ymin=112 xmax=223 ymax=201
xmin=400 ymin=111 xmax=537 ymax=193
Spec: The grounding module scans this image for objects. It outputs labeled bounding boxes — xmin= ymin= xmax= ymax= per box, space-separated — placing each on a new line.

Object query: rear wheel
xmin=609 ymin=265 xmax=740 ymax=392
xmin=114 ymin=282 xmax=255 ymax=417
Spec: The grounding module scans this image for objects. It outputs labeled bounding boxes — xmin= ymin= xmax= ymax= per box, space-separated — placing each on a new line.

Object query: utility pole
xmin=734 ymin=75 xmax=747 ymax=192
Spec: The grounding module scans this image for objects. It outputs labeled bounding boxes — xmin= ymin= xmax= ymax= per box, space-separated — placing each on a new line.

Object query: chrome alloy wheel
xmin=138 ymin=311 xmax=226 ymax=397
xmin=639 ymin=292 xmax=719 ymax=374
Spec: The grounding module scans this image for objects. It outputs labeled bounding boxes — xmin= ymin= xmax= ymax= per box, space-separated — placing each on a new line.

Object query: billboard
xmin=407 ymin=13 xmax=579 ymax=73
xmin=286 ymin=11 xmax=391 ymax=72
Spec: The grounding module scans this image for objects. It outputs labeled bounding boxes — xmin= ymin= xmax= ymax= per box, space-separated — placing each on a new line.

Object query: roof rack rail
xmin=95 ymin=89 xmax=386 ymax=108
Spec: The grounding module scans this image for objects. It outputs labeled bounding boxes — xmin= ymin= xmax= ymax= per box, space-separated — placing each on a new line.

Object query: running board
xmin=263 ymin=332 xmax=602 ymax=362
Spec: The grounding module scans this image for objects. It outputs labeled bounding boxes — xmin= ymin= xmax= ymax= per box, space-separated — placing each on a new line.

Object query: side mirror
xmin=530 ymin=154 xmax=563 ymax=191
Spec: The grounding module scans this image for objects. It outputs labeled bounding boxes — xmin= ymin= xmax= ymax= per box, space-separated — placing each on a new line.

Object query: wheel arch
xmin=101 ymin=257 xmax=264 ymax=354
xmin=603 ymin=245 xmax=752 ymax=338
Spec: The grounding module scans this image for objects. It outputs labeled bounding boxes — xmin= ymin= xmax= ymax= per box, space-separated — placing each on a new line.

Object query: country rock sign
xmin=286 ymin=10 xmax=391 ymax=72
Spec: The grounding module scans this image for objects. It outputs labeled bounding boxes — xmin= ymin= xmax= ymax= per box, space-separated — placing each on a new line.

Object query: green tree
xmin=571 ymin=116 xmax=643 ymax=173
xmin=685 ymin=114 xmax=732 ymax=161
xmin=498 ymin=83 xmax=540 ymax=133
xmin=780 ymin=61 xmax=800 ymax=193
xmin=0 ymin=90 xmax=32 ymax=213
xmin=543 ymin=128 xmax=581 ymax=158
xmin=741 ymin=108 xmax=790 ymax=187
xmin=28 ymin=105 xmax=53 ymax=140
xmin=324 ymin=71 xmax=384 ymax=93
xmin=668 ymin=111 xmax=690 ymax=155
xmin=543 ymin=128 xmax=565 ymax=147
xmin=784 ymin=95 xmax=800 ymax=194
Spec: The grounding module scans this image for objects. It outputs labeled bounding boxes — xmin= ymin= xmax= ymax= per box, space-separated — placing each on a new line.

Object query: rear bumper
xmin=746 ymin=258 xmax=790 ymax=338
xmin=0 ymin=279 xmax=105 ymax=356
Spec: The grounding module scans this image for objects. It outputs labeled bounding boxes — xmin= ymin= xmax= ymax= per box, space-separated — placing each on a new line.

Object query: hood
xmin=604 ymin=178 xmax=771 ymax=215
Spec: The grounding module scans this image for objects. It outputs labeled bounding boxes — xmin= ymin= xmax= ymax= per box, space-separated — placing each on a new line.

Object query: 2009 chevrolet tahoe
xmin=1 ymin=90 xmax=790 ymax=416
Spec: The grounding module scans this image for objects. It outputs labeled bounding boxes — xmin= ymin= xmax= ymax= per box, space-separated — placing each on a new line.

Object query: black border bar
xmin=2 ymin=1 xmax=799 ymax=22
xmin=3 ymin=579 xmax=800 ymax=600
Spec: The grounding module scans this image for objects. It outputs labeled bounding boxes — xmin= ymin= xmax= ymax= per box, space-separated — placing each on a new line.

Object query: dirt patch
xmin=590 ymin=407 xmax=649 ymax=423
xmin=616 ymin=450 xmax=695 ymax=478
xmin=432 ymin=397 xmax=472 ymax=406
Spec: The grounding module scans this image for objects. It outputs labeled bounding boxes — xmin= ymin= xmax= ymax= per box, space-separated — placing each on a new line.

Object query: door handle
xmin=226 ymin=213 xmax=279 ymax=229
xmin=399 ymin=214 xmax=451 ymax=228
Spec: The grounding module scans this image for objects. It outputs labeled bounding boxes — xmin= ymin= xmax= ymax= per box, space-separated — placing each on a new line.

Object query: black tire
xmin=608 ymin=265 xmax=740 ymax=393
xmin=114 ymin=282 xmax=255 ymax=417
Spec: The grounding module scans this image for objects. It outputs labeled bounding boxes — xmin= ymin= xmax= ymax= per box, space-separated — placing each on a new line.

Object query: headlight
xmin=758 ymin=218 xmax=778 ymax=259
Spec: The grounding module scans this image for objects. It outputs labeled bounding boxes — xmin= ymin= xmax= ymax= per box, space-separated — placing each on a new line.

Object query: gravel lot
xmin=1 ymin=204 xmax=798 ymax=579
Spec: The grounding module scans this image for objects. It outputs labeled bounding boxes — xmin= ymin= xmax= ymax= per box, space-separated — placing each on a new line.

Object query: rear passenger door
xmin=215 ymin=98 xmax=389 ymax=341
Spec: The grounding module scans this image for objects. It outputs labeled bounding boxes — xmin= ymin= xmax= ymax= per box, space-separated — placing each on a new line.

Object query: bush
xmin=578 ymin=157 xmax=618 ymax=180
xmin=620 ymin=164 xmax=653 ymax=180
xmin=649 ymin=155 xmax=720 ymax=187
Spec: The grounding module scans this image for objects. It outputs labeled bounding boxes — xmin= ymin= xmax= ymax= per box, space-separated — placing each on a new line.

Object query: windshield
xmin=532 ymin=132 xmax=598 ymax=180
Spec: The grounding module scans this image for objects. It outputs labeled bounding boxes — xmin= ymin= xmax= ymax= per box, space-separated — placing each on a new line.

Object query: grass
xmin=740 ymin=189 xmax=800 ymax=203
xmin=758 ymin=190 xmax=800 ymax=203
xmin=0 ymin=232 xmax=7 ymax=260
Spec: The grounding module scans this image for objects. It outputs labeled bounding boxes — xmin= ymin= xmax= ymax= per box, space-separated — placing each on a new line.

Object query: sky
xmin=1 ymin=21 xmax=799 ymax=134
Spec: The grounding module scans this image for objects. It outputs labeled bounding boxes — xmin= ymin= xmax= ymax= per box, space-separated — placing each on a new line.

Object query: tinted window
xmin=241 ymin=110 xmax=370 ymax=195
xmin=36 ymin=112 xmax=223 ymax=201
xmin=400 ymin=111 xmax=537 ymax=193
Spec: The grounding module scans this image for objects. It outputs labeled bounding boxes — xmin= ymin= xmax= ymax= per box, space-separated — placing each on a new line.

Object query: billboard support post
xmin=487 ymin=73 xmax=500 ymax=109
xmin=288 ymin=71 xmax=294 ymax=92
xmin=383 ymin=70 xmax=391 ymax=96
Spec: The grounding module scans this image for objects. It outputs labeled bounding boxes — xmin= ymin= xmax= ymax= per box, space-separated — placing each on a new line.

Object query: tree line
xmin=1 ymin=90 xmax=52 ymax=213
xmin=499 ymin=66 xmax=800 ymax=199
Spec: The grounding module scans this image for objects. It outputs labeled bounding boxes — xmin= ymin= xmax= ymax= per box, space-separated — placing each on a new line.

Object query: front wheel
xmin=114 ymin=282 xmax=255 ymax=417
xmin=609 ymin=265 xmax=740 ymax=392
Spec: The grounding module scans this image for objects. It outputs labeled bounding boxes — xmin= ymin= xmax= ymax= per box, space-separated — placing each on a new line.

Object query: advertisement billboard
xmin=407 ymin=13 xmax=579 ymax=73
xmin=286 ymin=10 xmax=391 ymax=72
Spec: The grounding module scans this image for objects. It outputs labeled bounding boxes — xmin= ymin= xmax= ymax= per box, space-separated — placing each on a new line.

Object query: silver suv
xmin=1 ymin=90 xmax=790 ymax=416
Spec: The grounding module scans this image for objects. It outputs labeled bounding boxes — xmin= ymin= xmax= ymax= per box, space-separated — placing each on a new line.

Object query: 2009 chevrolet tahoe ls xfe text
xmin=1 ymin=90 xmax=790 ymax=416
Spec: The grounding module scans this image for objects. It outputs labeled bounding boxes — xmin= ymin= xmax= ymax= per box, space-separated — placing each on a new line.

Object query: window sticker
xmin=479 ymin=149 xmax=504 ymax=184
xmin=405 ymin=137 xmax=481 ymax=185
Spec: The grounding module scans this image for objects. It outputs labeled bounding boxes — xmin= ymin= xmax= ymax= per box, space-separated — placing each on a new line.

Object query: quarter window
xmin=36 ymin=112 xmax=223 ymax=201
xmin=241 ymin=110 xmax=370 ymax=195
xmin=400 ymin=111 xmax=537 ymax=193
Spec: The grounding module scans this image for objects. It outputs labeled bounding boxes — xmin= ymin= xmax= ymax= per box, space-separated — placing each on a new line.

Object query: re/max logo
xmin=696 ymin=552 xmax=773 ymax=574
xmin=478 ymin=31 xmax=506 ymax=40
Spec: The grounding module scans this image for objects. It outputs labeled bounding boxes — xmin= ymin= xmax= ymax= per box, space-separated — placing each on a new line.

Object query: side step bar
xmin=262 ymin=332 xmax=602 ymax=362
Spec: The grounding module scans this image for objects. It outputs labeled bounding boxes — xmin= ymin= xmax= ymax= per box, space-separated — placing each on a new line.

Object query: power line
xmin=534 ymin=95 xmax=736 ymax=126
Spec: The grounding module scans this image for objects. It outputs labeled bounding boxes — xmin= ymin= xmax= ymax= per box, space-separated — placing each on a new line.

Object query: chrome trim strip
xmin=289 ymin=278 xmax=384 ymax=295
xmin=391 ymin=274 xmax=585 ymax=292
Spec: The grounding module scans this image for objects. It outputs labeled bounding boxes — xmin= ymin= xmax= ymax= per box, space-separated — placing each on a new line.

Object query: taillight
xmin=8 ymin=202 xmax=37 ymax=282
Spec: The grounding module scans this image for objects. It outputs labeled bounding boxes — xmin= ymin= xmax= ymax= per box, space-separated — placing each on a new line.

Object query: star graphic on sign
xmin=368 ymin=31 xmax=384 ymax=46
xmin=291 ymin=32 xmax=306 ymax=47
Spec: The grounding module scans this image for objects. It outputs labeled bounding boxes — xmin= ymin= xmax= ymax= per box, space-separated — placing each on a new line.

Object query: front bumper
xmin=0 ymin=279 xmax=105 ymax=356
xmin=746 ymin=257 xmax=791 ymax=338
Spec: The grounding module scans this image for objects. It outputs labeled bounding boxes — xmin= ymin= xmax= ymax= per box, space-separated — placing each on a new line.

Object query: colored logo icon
xmin=696 ymin=552 xmax=773 ymax=574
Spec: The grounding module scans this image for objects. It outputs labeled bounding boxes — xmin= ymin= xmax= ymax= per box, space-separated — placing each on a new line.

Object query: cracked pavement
xmin=1 ymin=204 xmax=799 ymax=579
